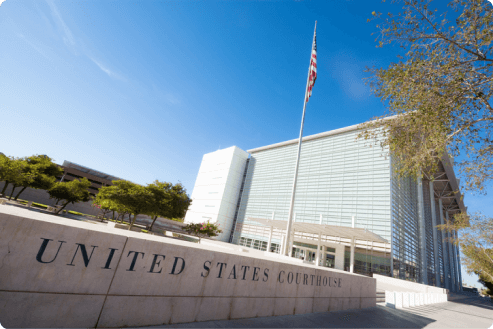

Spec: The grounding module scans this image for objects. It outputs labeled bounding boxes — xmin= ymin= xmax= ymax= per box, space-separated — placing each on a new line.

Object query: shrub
xmin=182 ymin=221 xmax=222 ymax=242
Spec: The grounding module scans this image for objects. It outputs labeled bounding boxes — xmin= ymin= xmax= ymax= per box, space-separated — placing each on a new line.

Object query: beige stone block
xmin=0 ymin=291 xmax=104 ymax=328
xmin=0 ymin=216 xmax=126 ymax=295
xmin=230 ymin=297 xmax=260 ymax=319
xmin=349 ymin=283 xmax=361 ymax=298
xmin=347 ymin=297 xmax=361 ymax=310
xmin=361 ymin=296 xmax=376 ymax=309
xmin=195 ymin=297 xmax=236 ymax=322
xmin=273 ymin=297 xmax=296 ymax=316
xmin=328 ymin=297 xmax=343 ymax=312
xmin=98 ymin=296 xmax=176 ymax=327
xmin=361 ymin=278 xmax=376 ymax=297
xmin=294 ymin=297 xmax=314 ymax=314
xmin=313 ymin=297 xmax=331 ymax=313
xmin=169 ymin=297 xmax=200 ymax=324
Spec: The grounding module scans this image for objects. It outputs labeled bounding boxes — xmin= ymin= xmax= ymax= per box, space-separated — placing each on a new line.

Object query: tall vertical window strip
xmin=422 ymin=180 xmax=436 ymax=285
xmin=435 ymin=202 xmax=445 ymax=287
xmin=229 ymin=158 xmax=250 ymax=243
xmin=233 ymin=129 xmax=392 ymax=248
xmin=391 ymin=169 xmax=421 ymax=282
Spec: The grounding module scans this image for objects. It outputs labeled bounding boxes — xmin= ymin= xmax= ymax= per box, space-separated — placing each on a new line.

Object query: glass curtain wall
xmin=391 ymin=171 xmax=421 ymax=282
xmin=232 ymin=129 xmax=392 ymax=248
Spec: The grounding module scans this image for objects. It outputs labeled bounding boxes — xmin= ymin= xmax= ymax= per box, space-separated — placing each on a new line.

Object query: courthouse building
xmin=185 ymin=121 xmax=465 ymax=292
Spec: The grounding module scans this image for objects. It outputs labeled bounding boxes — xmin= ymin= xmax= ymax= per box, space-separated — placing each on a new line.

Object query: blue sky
xmin=0 ymin=0 xmax=491 ymax=288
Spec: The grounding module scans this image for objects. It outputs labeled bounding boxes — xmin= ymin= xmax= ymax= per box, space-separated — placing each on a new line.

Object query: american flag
xmin=306 ymin=27 xmax=317 ymax=102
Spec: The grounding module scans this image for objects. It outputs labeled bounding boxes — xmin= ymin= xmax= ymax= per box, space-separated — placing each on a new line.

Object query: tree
xmin=92 ymin=186 xmax=120 ymax=221
xmin=360 ymin=0 xmax=493 ymax=192
xmin=0 ymin=156 xmax=31 ymax=198
xmin=362 ymin=0 xmax=493 ymax=285
xmin=0 ymin=155 xmax=16 ymax=196
xmin=146 ymin=181 xmax=192 ymax=231
xmin=439 ymin=212 xmax=493 ymax=284
xmin=100 ymin=180 xmax=152 ymax=230
xmin=145 ymin=181 xmax=172 ymax=230
xmin=13 ymin=155 xmax=64 ymax=200
xmin=48 ymin=178 xmax=92 ymax=214
xmin=182 ymin=221 xmax=222 ymax=243
xmin=95 ymin=184 xmax=132 ymax=223
xmin=478 ymin=272 xmax=493 ymax=296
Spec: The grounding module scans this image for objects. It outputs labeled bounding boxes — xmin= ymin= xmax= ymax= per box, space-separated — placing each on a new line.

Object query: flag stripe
xmin=306 ymin=28 xmax=317 ymax=102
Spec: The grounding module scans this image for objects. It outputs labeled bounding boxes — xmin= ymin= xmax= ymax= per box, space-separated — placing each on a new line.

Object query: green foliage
xmin=478 ymin=272 xmax=493 ymax=295
xmin=32 ymin=202 xmax=48 ymax=209
xmin=48 ymin=178 xmax=91 ymax=214
xmin=1 ymin=154 xmax=63 ymax=200
xmin=92 ymin=187 xmax=121 ymax=220
xmin=365 ymin=1 xmax=493 ymax=285
xmin=146 ymin=181 xmax=192 ymax=231
xmin=360 ymin=0 xmax=493 ymax=193
xmin=68 ymin=211 xmax=84 ymax=216
xmin=14 ymin=155 xmax=63 ymax=200
xmin=95 ymin=180 xmax=192 ymax=231
xmin=182 ymin=221 xmax=222 ymax=241
xmin=95 ymin=180 xmax=152 ymax=230
xmin=438 ymin=212 xmax=493 ymax=284
xmin=0 ymin=156 xmax=32 ymax=198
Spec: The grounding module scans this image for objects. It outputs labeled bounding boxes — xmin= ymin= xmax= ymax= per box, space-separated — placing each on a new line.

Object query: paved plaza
xmin=147 ymin=296 xmax=493 ymax=328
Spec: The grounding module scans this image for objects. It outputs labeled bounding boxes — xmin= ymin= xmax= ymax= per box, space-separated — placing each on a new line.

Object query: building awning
xmin=248 ymin=217 xmax=389 ymax=244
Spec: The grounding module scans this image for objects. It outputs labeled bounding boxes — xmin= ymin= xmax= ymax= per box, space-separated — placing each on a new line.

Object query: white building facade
xmin=186 ymin=123 xmax=465 ymax=291
xmin=184 ymin=146 xmax=249 ymax=242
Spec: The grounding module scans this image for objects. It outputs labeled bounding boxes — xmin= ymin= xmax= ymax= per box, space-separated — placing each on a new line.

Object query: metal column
xmin=438 ymin=199 xmax=450 ymax=290
xmin=452 ymin=229 xmax=460 ymax=291
xmin=417 ymin=174 xmax=428 ymax=284
xmin=455 ymin=231 xmax=463 ymax=291
xmin=429 ymin=181 xmax=440 ymax=286
xmin=446 ymin=211 xmax=456 ymax=292
xmin=266 ymin=212 xmax=274 ymax=253
xmin=315 ymin=214 xmax=322 ymax=267
xmin=350 ymin=237 xmax=355 ymax=273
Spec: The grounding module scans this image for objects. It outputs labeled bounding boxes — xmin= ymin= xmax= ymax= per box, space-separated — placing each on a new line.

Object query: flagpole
xmin=283 ymin=21 xmax=317 ymax=256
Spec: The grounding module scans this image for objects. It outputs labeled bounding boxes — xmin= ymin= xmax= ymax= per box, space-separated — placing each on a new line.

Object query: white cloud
xmin=151 ymin=84 xmax=181 ymax=106
xmin=45 ymin=0 xmax=75 ymax=51
xmin=0 ymin=0 xmax=7 ymax=7
xmin=90 ymin=57 xmax=124 ymax=80
xmin=165 ymin=92 xmax=181 ymax=105
xmin=18 ymin=33 xmax=51 ymax=60
xmin=42 ymin=1 xmax=124 ymax=80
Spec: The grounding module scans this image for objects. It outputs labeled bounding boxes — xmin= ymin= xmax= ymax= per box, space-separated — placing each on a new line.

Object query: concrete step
xmin=376 ymin=291 xmax=385 ymax=303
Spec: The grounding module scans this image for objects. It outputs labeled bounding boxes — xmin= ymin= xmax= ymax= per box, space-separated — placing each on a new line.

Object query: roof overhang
xmin=248 ymin=217 xmax=389 ymax=244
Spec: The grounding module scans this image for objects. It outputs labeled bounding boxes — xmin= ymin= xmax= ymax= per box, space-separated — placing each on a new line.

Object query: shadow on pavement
xmin=147 ymin=305 xmax=436 ymax=328
xmin=448 ymin=296 xmax=493 ymax=312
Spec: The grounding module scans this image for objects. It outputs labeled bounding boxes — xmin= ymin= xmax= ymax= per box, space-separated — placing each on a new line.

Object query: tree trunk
xmin=1 ymin=181 xmax=9 ymax=196
xmin=8 ymin=185 xmax=17 ymax=200
xmin=149 ymin=216 xmax=158 ymax=231
xmin=55 ymin=201 xmax=70 ymax=214
xmin=14 ymin=186 xmax=28 ymax=201
xmin=128 ymin=214 xmax=138 ymax=231
xmin=112 ymin=211 xmax=115 ymax=221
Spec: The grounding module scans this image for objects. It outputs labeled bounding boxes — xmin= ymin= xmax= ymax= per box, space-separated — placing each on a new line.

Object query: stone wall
xmin=0 ymin=206 xmax=377 ymax=328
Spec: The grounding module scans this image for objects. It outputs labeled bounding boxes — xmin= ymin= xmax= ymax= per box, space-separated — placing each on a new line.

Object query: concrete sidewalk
xmin=146 ymin=296 xmax=493 ymax=328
